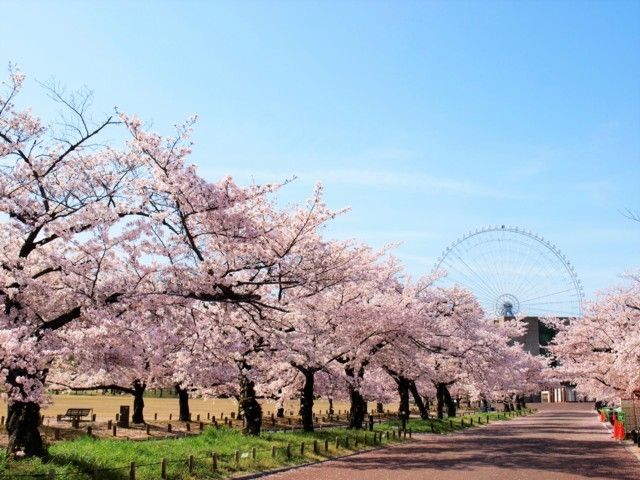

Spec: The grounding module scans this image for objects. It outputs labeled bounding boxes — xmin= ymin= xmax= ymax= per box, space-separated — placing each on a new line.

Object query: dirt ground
xmin=0 ymin=394 xmax=375 ymax=422
xmin=0 ymin=394 xmax=395 ymax=446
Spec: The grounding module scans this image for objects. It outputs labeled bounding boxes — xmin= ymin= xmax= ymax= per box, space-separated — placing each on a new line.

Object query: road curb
xmin=236 ymin=413 xmax=537 ymax=479
xmin=232 ymin=439 xmax=417 ymax=479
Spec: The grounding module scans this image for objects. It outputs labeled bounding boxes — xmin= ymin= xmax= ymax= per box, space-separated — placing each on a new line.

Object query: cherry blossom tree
xmin=0 ymin=68 xmax=152 ymax=456
xmin=548 ymin=274 xmax=640 ymax=401
xmin=0 ymin=67 xmax=340 ymax=455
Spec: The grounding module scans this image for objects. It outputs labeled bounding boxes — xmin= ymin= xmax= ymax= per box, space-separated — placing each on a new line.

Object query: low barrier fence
xmin=0 ymin=409 xmax=535 ymax=479
xmin=1 ymin=429 xmax=410 ymax=479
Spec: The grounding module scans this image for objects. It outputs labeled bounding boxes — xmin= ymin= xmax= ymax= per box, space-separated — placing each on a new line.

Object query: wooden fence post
xmin=167 ymin=424 xmax=172 ymax=433
xmin=146 ymin=424 xmax=150 ymax=435
xmin=313 ymin=439 xmax=318 ymax=454
xmin=112 ymin=425 xmax=117 ymax=437
xmin=300 ymin=442 xmax=305 ymax=455
xmin=211 ymin=452 xmax=218 ymax=471
xmin=324 ymin=438 xmax=329 ymax=452
xmin=129 ymin=461 xmax=135 ymax=480
xmin=161 ymin=458 xmax=167 ymax=479
xmin=287 ymin=443 xmax=292 ymax=459
xmin=335 ymin=437 xmax=339 ymax=449
xmin=409 ymin=428 xmax=412 ymax=439
xmin=386 ymin=431 xmax=389 ymax=440
xmin=252 ymin=447 xmax=256 ymax=460
xmin=235 ymin=450 xmax=240 ymax=465
xmin=188 ymin=455 xmax=194 ymax=473
xmin=272 ymin=445 xmax=277 ymax=457
xmin=154 ymin=413 xmax=157 ymax=420
xmin=345 ymin=436 xmax=349 ymax=448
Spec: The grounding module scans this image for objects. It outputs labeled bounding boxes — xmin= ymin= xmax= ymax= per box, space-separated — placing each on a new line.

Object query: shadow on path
xmin=264 ymin=405 xmax=639 ymax=480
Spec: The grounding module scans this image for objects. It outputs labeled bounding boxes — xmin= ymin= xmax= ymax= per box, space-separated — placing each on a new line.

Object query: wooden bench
xmin=57 ymin=408 xmax=93 ymax=423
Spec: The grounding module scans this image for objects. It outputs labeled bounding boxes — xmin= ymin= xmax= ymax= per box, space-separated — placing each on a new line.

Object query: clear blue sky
xmin=1 ymin=0 xmax=639 ymax=299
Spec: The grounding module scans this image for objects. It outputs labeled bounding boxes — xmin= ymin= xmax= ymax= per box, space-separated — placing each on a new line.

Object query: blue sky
xmin=1 ymin=0 xmax=639 ymax=300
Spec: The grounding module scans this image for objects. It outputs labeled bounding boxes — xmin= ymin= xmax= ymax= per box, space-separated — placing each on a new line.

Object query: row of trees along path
xmin=1 ymin=67 xmax=555 ymax=458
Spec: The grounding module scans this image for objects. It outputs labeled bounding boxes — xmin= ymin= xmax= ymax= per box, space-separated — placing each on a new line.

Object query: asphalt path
xmin=261 ymin=403 xmax=639 ymax=480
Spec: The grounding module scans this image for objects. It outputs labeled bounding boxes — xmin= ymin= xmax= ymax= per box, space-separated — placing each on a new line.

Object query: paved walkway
xmin=262 ymin=403 xmax=639 ymax=479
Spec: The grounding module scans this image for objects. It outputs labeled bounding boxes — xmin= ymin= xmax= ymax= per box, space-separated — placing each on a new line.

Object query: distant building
xmin=495 ymin=316 xmax=578 ymax=402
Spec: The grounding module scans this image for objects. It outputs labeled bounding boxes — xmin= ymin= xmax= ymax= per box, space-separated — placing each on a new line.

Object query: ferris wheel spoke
xmin=442 ymin=258 xmax=501 ymax=301
xmin=519 ymin=288 xmax=578 ymax=304
xmin=525 ymin=306 xmax=577 ymax=317
xmin=524 ymin=299 xmax=581 ymax=306
xmin=510 ymin=241 xmax=555 ymax=301
xmin=449 ymin=251 xmax=503 ymax=299
xmin=484 ymin=239 xmax=510 ymax=297
xmin=466 ymin=239 xmax=508 ymax=301
xmin=513 ymin=251 xmax=565 ymax=309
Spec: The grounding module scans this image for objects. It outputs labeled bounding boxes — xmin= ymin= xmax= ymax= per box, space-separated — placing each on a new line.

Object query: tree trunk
xmin=444 ymin=386 xmax=456 ymax=417
xmin=346 ymin=366 xmax=367 ymax=429
xmin=299 ymin=369 xmax=315 ymax=432
xmin=328 ymin=398 xmax=334 ymax=415
xmin=521 ymin=394 xmax=527 ymax=408
xmin=132 ymin=381 xmax=146 ymax=424
xmin=6 ymin=401 xmax=45 ymax=457
xmin=409 ymin=381 xmax=429 ymax=419
xmin=276 ymin=407 xmax=284 ymax=418
xmin=396 ymin=376 xmax=410 ymax=424
xmin=436 ymin=383 xmax=445 ymax=419
xmin=176 ymin=385 xmax=190 ymax=422
xmin=5 ymin=369 xmax=46 ymax=457
xmin=348 ymin=386 xmax=367 ymax=429
xmin=376 ymin=402 xmax=384 ymax=413
xmin=239 ymin=375 xmax=262 ymax=435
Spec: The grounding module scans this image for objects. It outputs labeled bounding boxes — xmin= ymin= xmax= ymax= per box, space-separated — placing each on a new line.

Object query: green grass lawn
xmin=0 ymin=409 xmax=535 ymax=479
xmin=378 ymin=408 xmax=535 ymax=434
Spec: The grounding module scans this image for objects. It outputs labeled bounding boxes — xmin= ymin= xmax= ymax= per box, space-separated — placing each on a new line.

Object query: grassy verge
xmin=0 ymin=426 xmax=401 ymax=479
xmin=0 ymin=409 xmax=536 ymax=479
xmin=379 ymin=408 xmax=536 ymax=435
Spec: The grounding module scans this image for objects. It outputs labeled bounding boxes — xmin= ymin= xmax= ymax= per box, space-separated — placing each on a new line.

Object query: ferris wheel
xmin=432 ymin=226 xmax=584 ymax=318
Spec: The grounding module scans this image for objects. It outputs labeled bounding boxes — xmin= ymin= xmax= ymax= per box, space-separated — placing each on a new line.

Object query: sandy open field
xmin=0 ymin=394 xmax=399 ymax=447
xmin=1 ymin=394 xmax=393 ymax=422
